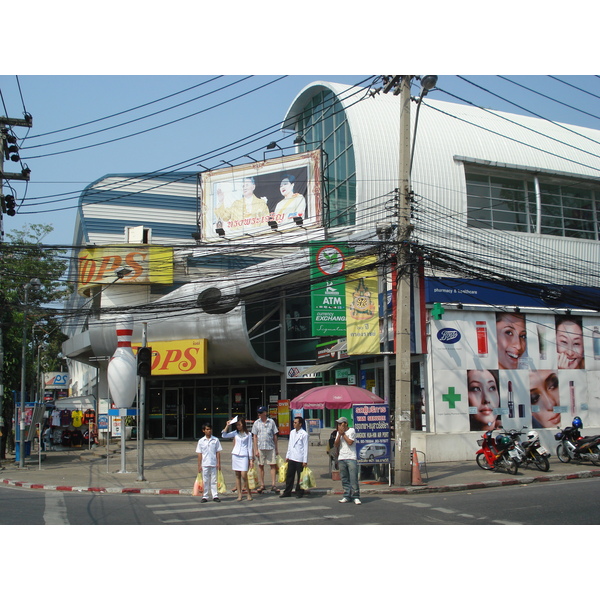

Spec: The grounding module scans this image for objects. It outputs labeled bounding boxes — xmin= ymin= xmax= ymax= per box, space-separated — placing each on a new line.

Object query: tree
xmin=0 ymin=224 xmax=70 ymax=459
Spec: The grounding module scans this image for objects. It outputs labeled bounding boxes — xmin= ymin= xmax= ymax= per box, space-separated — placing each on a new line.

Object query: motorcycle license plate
xmin=537 ymin=446 xmax=548 ymax=455
xmin=508 ymin=450 xmax=518 ymax=459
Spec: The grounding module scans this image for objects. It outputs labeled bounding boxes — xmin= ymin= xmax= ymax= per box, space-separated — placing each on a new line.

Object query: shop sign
xmin=77 ymin=245 xmax=173 ymax=296
xmin=132 ymin=339 xmax=208 ymax=376
xmin=44 ymin=372 xmax=69 ymax=389
xmin=353 ymin=404 xmax=391 ymax=465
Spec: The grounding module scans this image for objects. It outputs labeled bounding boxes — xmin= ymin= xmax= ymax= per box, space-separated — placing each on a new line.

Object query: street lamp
xmin=19 ymin=277 xmax=41 ymax=468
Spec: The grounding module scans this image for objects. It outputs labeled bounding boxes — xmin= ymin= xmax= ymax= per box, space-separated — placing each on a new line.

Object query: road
xmin=2 ymin=478 xmax=599 ymax=525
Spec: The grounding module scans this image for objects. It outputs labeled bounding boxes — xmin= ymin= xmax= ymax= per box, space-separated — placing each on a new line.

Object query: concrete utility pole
xmin=395 ymin=76 xmax=413 ymax=486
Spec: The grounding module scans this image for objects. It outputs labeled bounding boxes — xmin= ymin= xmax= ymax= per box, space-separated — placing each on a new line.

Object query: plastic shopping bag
xmin=217 ymin=470 xmax=227 ymax=495
xmin=276 ymin=454 xmax=285 ymax=470
xmin=300 ymin=467 xmax=316 ymax=490
xmin=278 ymin=460 xmax=288 ymax=483
xmin=247 ymin=465 xmax=258 ymax=490
xmin=193 ymin=472 xmax=203 ymax=496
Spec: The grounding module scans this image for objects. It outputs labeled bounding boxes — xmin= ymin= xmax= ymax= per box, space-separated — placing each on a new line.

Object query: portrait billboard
xmin=201 ymin=150 xmax=322 ymax=241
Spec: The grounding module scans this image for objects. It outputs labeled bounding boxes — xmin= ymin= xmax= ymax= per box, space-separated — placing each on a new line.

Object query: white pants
xmin=202 ymin=465 xmax=218 ymax=499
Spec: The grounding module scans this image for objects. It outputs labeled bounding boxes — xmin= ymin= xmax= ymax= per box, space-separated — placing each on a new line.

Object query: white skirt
xmin=232 ymin=454 xmax=249 ymax=472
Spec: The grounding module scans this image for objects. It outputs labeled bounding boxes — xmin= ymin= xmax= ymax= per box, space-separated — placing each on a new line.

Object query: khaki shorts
xmin=256 ymin=448 xmax=277 ymax=466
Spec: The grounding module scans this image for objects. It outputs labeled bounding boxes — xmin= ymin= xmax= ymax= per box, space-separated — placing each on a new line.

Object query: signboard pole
xmin=137 ymin=323 xmax=147 ymax=481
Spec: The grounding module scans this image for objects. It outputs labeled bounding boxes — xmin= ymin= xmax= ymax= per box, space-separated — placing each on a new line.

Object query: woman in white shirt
xmin=222 ymin=417 xmax=254 ymax=501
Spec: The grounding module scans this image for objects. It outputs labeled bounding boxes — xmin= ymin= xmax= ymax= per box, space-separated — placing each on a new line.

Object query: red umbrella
xmin=289 ymin=385 xmax=386 ymax=410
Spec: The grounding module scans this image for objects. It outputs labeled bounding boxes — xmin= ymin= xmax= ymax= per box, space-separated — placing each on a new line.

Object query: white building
xmin=62 ymin=79 xmax=600 ymax=460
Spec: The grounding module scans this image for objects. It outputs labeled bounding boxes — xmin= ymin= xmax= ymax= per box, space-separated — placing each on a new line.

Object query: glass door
xmin=164 ymin=388 xmax=180 ymax=439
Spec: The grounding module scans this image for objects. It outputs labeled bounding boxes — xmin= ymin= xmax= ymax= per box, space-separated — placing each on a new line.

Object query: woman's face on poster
xmin=496 ymin=313 xmax=527 ymax=370
xmin=556 ymin=320 xmax=584 ymax=369
xmin=280 ymin=178 xmax=294 ymax=197
xmin=468 ymin=369 xmax=499 ymax=430
xmin=529 ymin=370 xmax=561 ymax=428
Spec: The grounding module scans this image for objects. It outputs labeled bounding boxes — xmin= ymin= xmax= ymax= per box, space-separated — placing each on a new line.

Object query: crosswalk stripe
xmin=44 ymin=492 xmax=69 ymax=525
xmin=159 ymin=504 xmax=331 ymax=523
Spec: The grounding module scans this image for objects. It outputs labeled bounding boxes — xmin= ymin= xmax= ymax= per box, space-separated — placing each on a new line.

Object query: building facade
xmin=62 ymin=79 xmax=600 ymax=460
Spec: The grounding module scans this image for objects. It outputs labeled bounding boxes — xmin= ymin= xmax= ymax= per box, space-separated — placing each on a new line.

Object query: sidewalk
xmin=2 ymin=437 xmax=600 ymax=496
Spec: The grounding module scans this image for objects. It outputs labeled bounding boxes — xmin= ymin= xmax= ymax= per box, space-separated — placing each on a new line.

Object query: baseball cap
xmin=335 ymin=417 xmax=348 ymax=424
xmin=257 ymin=406 xmax=268 ymax=413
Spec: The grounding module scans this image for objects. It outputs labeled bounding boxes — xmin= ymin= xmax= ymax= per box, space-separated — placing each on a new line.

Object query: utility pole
xmin=395 ymin=76 xmax=413 ymax=486
xmin=1 ymin=113 xmax=32 ymax=242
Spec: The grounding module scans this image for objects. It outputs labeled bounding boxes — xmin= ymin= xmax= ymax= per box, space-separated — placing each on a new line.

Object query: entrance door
xmin=164 ymin=388 xmax=180 ymax=439
xmin=230 ymin=387 xmax=247 ymax=419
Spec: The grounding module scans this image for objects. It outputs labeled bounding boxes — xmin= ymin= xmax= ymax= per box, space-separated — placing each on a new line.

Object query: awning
xmin=297 ymin=361 xmax=345 ymax=376
xmin=54 ymin=395 xmax=96 ymax=411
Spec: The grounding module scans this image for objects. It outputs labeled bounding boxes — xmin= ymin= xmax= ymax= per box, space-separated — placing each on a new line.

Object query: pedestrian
xmin=334 ymin=417 xmax=361 ymax=505
xmin=222 ymin=416 xmax=254 ymax=501
xmin=251 ymin=406 xmax=280 ymax=493
xmin=280 ymin=415 xmax=308 ymax=498
xmin=196 ymin=423 xmax=223 ymax=503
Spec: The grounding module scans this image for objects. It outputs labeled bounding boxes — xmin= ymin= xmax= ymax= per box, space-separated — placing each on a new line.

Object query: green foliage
xmin=0 ymin=224 xmax=70 ymax=449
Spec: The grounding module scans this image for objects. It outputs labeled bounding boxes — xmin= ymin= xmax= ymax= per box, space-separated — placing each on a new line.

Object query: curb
xmin=3 ymin=469 xmax=600 ymax=496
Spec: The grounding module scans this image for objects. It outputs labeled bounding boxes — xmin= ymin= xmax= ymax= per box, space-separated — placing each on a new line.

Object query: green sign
xmin=310 ymin=242 xmax=349 ymax=337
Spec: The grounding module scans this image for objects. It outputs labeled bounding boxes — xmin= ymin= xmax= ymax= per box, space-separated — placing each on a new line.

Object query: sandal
xmin=256 ymin=486 xmax=265 ymax=494
xmin=271 ymin=486 xmax=279 ymax=493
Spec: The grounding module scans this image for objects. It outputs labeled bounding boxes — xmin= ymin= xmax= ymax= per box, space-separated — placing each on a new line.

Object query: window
xmin=466 ymin=165 xmax=600 ymax=240
xmin=296 ymin=90 xmax=357 ymax=228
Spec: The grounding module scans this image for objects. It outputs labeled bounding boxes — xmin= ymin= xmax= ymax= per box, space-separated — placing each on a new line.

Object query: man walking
xmin=334 ymin=417 xmax=361 ymax=505
xmin=196 ymin=423 xmax=222 ymax=503
xmin=252 ymin=406 xmax=280 ymax=493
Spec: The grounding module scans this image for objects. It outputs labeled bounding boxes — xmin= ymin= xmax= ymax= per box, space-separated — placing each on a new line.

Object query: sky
xmin=3 ymin=73 xmax=600 ymax=249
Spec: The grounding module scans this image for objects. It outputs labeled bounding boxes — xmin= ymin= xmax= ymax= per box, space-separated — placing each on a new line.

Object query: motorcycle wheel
xmin=476 ymin=453 xmax=493 ymax=470
xmin=531 ymin=452 xmax=550 ymax=472
xmin=556 ymin=444 xmax=571 ymax=463
xmin=500 ymin=455 xmax=519 ymax=475
xmin=585 ymin=446 xmax=600 ymax=466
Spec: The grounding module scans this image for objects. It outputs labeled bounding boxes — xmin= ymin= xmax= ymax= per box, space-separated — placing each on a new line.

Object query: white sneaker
xmin=338 ymin=498 xmax=349 ymax=503
xmin=353 ymin=498 xmax=362 ymax=505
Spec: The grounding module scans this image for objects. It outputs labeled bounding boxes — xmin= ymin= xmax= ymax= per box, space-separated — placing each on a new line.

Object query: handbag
xmin=300 ymin=467 xmax=316 ymax=490
xmin=247 ymin=465 xmax=258 ymax=490
xmin=278 ymin=461 xmax=288 ymax=483
xmin=193 ymin=472 xmax=203 ymax=496
xmin=217 ymin=470 xmax=227 ymax=495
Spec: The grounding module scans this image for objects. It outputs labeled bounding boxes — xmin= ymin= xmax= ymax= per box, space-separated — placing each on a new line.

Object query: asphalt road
xmin=2 ymin=478 xmax=600 ymax=526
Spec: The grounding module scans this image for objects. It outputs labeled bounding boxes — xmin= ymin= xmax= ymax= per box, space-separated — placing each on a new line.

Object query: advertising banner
xmin=278 ymin=400 xmax=291 ymax=436
xmin=201 ymin=150 xmax=322 ymax=241
xmin=431 ymin=309 xmax=600 ymax=433
xmin=353 ymin=404 xmax=391 ymax=464
xmin=43 ymin=372 xmax=69 ymax=389
xmin=345 ymin=256 xmax=379 ymax=355
xmin=132 ymin=340 xmax=208 ymax=376
xmin=310 ymin=242 xmax=348 ymax=337
xmin=77 ymin=245 xmax=173 ymax=296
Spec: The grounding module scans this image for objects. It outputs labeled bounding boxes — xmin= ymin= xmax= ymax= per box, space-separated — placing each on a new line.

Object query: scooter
xmin=555 ymin=416 xmax=600 ymax=467
xmin=476 ymin=429 xmax=519 ymax=475
xmin=506 ymin=428 xmax=550 ymax=472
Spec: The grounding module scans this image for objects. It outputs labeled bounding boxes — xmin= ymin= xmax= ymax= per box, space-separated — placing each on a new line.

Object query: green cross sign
xmin=432 ymin=302 xmax=445 ymax=320
xmin=442 ymin=387 xmax=461 ymax=409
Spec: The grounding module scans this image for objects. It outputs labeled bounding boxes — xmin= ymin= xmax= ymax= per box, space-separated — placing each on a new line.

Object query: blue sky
xmin=2 ymin=74 xmax=600 ymax=247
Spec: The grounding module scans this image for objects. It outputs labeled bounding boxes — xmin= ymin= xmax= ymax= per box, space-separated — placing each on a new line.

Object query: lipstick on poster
xmin=476 ymin=321 xmax=488 ymax=355
xmin=508 ymin=380 xmax=514 ymax=418
xmin=570 ymin=380 xmax=575 ymax=414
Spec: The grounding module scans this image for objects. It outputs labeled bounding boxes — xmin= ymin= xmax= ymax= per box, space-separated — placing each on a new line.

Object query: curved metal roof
xmin=283 ymin=81 xmax=600 ymax=287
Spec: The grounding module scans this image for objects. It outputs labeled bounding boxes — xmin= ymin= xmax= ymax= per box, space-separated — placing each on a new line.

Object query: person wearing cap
xmin=334 ymin=417 xmax=361 ymax=505
xmin=251 ymin=406 xmax=280 ymax=493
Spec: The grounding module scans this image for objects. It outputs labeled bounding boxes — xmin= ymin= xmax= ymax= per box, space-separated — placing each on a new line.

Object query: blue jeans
xmin=339 ymin=459 xmax=360 ymax=500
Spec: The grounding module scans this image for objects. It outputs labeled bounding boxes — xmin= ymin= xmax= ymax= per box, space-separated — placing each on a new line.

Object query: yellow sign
xmin=133 ymin=339 xmax=208 ymax=376
xmin=77 ymin=245 xmax=173 ymax=296
xmin=345 ymin=257 xmax=379 ymax=355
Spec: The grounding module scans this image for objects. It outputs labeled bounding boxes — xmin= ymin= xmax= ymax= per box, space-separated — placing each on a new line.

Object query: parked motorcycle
xmin=555 ymin=416 xmax=600 ymax=466
xmin=504 ymin=428 xmax=550 ymax=472
xmin=476 ymin=429 xmax=519 ymax=475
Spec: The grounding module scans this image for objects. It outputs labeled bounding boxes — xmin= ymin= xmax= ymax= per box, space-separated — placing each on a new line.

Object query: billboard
xmin=132 ymin=340 xmax=208 ymax=376
xmin=201 ymin=150 xmax=322 ymax=241
xmin=77 ymin=245 xmax=173 ymax=296
xmin=430 ymin=310 xmax=600 ymax=433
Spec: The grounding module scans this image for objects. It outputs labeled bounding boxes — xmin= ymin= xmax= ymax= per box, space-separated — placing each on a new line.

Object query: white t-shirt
xmin=338 ymin=428 xmax=357 ymax=461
